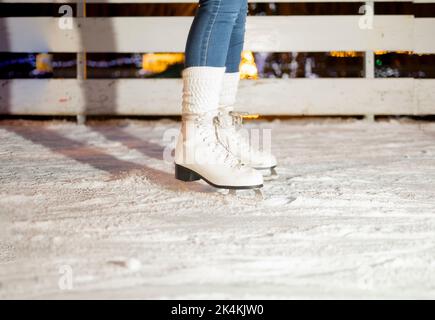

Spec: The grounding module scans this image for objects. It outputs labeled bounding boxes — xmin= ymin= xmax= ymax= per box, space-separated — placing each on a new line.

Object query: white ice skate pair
xmin=174 ymin=67 xmax=277 ymax=195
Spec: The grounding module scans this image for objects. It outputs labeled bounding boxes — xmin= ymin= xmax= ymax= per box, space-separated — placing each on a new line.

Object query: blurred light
xmin=35 ymin=53 xmax=53 ymax=73
xmin=141 ymin=53 xmax=184 ymax=75
xmin=240 ymin=51 xmax=259 ymax=79
xmin=329 ymin=51 xmax=361 ymax=58
xmin=375 ymin=50 xmax=413 ymax=55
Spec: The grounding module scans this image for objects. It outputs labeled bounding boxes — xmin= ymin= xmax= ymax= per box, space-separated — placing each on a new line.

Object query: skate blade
xmin=227 ymin=188 xmax=264 ymax=201
xmin=261 ymin=167 xmax=279 ymax=181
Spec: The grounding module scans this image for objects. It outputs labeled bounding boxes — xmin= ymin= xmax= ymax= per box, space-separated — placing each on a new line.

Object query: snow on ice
xmin=0 ymin=118 xmax=434 ymax=299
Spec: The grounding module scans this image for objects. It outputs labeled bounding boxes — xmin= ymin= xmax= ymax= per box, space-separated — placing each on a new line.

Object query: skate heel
xmin=175 ymin=164 xmax=201 ymax=182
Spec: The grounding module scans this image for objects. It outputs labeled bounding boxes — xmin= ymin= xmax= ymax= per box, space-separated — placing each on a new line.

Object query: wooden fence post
xmin=364 ymin=1 xmax=376 ymax=122
xmin=76 ymin=0 xmax=87 ymax=125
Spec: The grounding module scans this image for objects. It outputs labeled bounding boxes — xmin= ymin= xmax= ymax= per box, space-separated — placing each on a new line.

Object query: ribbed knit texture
xmin=182 ymin=67 xmax=226 ymax=114
xmin=219 ymin=72 xmax=240 ymax=108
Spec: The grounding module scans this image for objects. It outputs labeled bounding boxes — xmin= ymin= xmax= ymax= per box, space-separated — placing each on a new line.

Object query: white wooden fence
xmin=0 ymin=0 xmax=434 ymax=116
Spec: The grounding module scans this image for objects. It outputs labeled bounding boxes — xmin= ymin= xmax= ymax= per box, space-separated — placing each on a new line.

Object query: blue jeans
xmin=184 ymin=0 xmax=248 ymax=73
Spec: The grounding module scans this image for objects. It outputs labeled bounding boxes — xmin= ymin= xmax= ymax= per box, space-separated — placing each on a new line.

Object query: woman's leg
xmin=225 ymin=0 xmax=248 ymax=73
xmin=216 ymin=0 xmax=278 ymax=174
xmin=184 ymin=0 xmax=245 ymax=69
xmin=219 ymin=0 xmax=247 ymax=108
xmin=175 ymin=0 xmax=263 ymax=190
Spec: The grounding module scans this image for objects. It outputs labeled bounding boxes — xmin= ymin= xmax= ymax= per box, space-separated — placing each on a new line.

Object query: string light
xmin=329 ymin=51 xmax=362 ymax=58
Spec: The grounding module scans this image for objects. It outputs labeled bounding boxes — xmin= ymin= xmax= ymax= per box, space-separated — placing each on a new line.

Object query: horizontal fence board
xmin=414 ymin=18 xmax=435 ymax=53
xmin=0 ymin=16 xmax=417 ymax=53
xmin=415 ymin=79 xmax=435 ymax=114
xmin=245 ymin=16 xmax=415 ymax=52
xmin=1 ymin=79 xmax=433 ymax=116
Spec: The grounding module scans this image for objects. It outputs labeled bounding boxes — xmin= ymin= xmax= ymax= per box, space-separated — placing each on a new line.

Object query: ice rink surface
xmin=0 ymin=118 xmax=434 ymax=299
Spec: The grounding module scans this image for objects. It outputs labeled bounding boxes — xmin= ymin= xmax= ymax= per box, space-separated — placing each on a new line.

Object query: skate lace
xmin=217 ymin=111 xmax=263 ymax=157
xmin=192 ymin=113 xmax=242 ymax=168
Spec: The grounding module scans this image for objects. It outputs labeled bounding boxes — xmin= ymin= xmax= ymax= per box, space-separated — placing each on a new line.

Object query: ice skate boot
xmin=217 ymin=72 xmax=278 ymax=179
xmin=174 ymin=67 xmax=263 ymax=191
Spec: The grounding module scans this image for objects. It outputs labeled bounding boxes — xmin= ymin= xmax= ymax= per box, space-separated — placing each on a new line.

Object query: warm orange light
xmin=329 ymin=51 xmax=361 ymax=58
xmin=241 ymin=114 xmax=260 ymax=120
xmin=374 ymin=50 xmax=413 ymax=55
xmin=35 ymin=53 xmax=53 ymax=73
xmin=142 ymin=53 xmax=184 ymax=74
xmin=239 ymin=51 xmax=259 ymax=80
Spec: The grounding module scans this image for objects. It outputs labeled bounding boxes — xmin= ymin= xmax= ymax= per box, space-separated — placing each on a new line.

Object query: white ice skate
xmin=174 ymin=67 xmax=263 ymax=192
xmin=217 ymin=72 xmax=278 ymax=179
